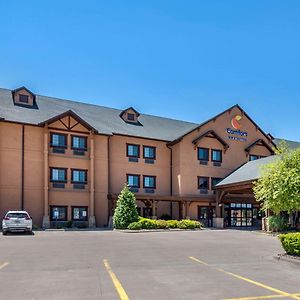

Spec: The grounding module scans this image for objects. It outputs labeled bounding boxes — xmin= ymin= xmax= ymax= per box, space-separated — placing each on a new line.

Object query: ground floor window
xmin=50 ymin=206 xmax=67 ymax=221
xmin=72 ymin=207 xmax=88 ymax=221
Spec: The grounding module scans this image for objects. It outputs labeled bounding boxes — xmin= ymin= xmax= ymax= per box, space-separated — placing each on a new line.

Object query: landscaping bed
xmin=127 ymin=218 xmax=203 ymax=230
xmin=276 ymin=232 xmax=300 ymax=263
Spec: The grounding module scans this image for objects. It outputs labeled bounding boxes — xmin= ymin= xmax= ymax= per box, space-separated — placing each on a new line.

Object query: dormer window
xmin=120 ymin=107 xmax=141 ymax=125
xmin=127 ymin=113 xmax=135 ymax=121
xmin=19 ymin=94 xmax=29 ymax=103
xmin=12 ymin=86 xmax=38 ymax=109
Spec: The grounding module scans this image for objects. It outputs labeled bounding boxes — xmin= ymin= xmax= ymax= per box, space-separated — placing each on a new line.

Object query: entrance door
xmin=198 ymin=206 xmax=214 ymax=227
xmin=228 ymin=203 xmax=253 ymax=227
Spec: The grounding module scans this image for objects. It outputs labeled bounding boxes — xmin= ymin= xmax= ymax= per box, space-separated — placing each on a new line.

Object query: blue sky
xmin=1 ymin=1 xmax=300 ymax=141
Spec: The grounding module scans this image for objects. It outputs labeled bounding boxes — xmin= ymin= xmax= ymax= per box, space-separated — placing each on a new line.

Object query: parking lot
xmin=0 ymin=229 xmax=300 ymax=300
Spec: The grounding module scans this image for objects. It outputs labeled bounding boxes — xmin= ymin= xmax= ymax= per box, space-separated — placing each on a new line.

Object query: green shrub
xmin=279 ymin=233 xmax=300 ymax=256
xmin=178 ymin=220 xmax=201 ymax=229
xmin=66 ymin=220 xmax=73 ymax=228
xmin=268 ymin=215 xmax=288 ymax=232
xmin=156 ymin=220 xmax=169 ymax=229
xmin=128 ymin=222 xmax=143 ymax=230
xmin=127 ymin=218 xmax=203 ymax=230
xmin=113 ymin=185 xmax=139 ymax=229
xmin=138 ymin=218 xmax=158 ymax=229
xmin=166 ymin=220 xmax=179 ymax=228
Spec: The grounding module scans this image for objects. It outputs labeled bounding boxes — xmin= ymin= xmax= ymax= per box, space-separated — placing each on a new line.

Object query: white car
xmin=2 ymin=211 xmax=33 ymax=235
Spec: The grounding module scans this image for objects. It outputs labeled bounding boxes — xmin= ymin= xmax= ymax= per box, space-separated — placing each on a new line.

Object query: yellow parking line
xmin=103 ymin=259 xmax=129 ymax=300
xmin=217 ymin=268 xmax=300 ymax=300
xmin=188 ymin=256 xmax=209 ymax=266
xmin=189 ymin=257 xmax=300 ymax=300
xmin=225 ymin=293 xmax=300 ymax=300
xmin=0 ymin=262 xmax=9 ymax=270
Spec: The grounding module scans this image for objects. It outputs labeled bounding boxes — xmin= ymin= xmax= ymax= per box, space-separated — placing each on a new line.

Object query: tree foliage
xmin=253 ymin=142 xmax=300 ymax=214
xmin=113 ymin=185 xmax=139 ymax=229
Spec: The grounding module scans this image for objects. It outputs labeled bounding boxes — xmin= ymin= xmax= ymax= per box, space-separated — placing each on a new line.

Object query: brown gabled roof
xmin=192 ymin=130 xmax=229 ymax=151
xmin=168 ymin=104 xmax=277 ymax=148
xmin=119 ymin=106 xmax=140 ymax=118
xmin=38 ymin=110 xmax=98 ymax=133
xmin=245 ymin=139 xmax=275 ymax=154
xmin=12 ymin=86 xmax=36 ymax=99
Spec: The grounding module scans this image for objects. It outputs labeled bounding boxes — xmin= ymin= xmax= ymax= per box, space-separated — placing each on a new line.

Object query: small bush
xmin=166 ymin=220 xmax=179 ymax=228
xmin=156 ymin=220 xmax=169 ymax=229
xmin=66 ymin=220 xmax=73 ymax=228
xmin=127 ymin=218 xmax=203 ymax=230
xmin=128 ymin=222 xmax=143 ymax=230
xmin=279 ymin=233 xmax=300 ymax=256
xmin=178 ymin=220 xmax=201 ymax=229
xmin=268 ymin=215 xmax=288 ymax=232
xmin=138 ymin=218 xmax=158 ymax=229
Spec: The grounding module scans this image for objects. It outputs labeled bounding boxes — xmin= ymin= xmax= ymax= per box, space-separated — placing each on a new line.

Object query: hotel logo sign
xmin=226 ymin=115 xmax=248 ymax=142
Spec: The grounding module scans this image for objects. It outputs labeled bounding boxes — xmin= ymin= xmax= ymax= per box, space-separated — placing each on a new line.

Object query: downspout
xmin=167 ymin=144 xmax=173 ymax=218
xmin=21 ymin=125 xmax=25 ymax=210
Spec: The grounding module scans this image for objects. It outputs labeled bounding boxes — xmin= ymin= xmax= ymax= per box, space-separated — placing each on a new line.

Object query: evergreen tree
xmin=113 ymin=185 xmax=139 ymax=229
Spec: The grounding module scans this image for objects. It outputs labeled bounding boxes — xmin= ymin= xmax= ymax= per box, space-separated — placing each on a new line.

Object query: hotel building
xmin=0 ymin=86 xmax=292 ymax=229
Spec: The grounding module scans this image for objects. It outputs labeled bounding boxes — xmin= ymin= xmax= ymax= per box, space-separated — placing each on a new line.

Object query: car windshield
xmin=6 ymin=213 xmax=28 ymax=219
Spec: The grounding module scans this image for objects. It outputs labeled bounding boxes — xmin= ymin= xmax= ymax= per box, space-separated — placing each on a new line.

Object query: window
xmin=198 ymin=148 xmax=209 ymax=161
xmin=50 ymin=206 xmax=67 ymax=221
xmin=249 ymin=155 xmax=264 ymax=161
xmin=71 ymin=169 xmax=87 ymax=183
xmin=198 ymin=177 xmax=209 ymax=190
xmin=143 ymin=146 xmax=156 ymax=159
xmin=72 ymin=207 xmax=88 ymax=221
xmin=211 ymin=149 xmax=222 ymax=162
xmin=143 ymin=175 xmax=156 ymax=188
xmin=127 ymin=144 xmax=140 ymax=157
xmin=211 ymin=178 xmax=223 ymax=189
xmin=127 ymin=174 xmax=140 ymax=188
xmin=50 ymin=168 xmax=67 ymax=182
xmin=71 ymin=136 xmax=87 ymax=150
xmin=50 ymin=133 xmax=67 ymax=148
xmin=127 ymin=113 xmax=135 ymax=121
xmin=19 ymin=94 xmax=29 ymax=103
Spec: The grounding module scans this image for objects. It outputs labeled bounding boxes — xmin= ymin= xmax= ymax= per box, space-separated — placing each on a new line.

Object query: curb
xmin=274 ymin=253 xmax=300 ymax=264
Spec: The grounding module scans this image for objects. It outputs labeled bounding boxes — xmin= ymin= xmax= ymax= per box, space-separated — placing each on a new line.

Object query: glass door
xmin=198 ymin=206 xmax=214 ymax=227
xmin=229 ymin=203 xmax=253 ymax=227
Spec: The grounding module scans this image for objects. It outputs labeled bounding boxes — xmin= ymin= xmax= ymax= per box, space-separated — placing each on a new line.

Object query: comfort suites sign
xmin=226 ymin=115 xmax=248 ymax=142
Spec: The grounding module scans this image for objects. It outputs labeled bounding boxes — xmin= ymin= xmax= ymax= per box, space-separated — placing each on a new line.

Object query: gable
xmin=12 ymin=86 xmax=37 ymax=109
xmin=173 ymin=105 xmax=275 ymax=160
xmin=169 ymin=105 xmax=275 ymax=150
xmin=39 ymin=110 xmax=97 ymax=134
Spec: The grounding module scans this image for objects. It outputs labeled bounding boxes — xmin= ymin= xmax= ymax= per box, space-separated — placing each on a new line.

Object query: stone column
xmin=185 ymin=201 xmax=191 ymax=220
xmin=42 ymin=127 xmax=50 ymax=229
xmin=89 ymin=134 xmax=96 ymax=227
xmin=213 ymin=190 xmax=224 ymax=229
xmin=151 ymin=200 xmax=157 ymax=220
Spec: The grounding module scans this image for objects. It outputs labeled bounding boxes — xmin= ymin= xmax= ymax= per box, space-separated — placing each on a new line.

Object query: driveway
xmin=0 ymin=229 xmax=299 ymax=300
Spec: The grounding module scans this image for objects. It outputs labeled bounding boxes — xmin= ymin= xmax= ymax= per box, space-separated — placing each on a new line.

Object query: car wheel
xmin=2 ymin=231 xmax=7 ymax=236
